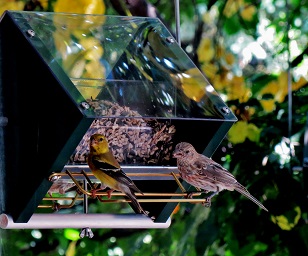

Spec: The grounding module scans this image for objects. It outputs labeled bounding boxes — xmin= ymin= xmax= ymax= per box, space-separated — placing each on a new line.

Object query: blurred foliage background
xmin=1 ymin=0 xmax=308 ymax=255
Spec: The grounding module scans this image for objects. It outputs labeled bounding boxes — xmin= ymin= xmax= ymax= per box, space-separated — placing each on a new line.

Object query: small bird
xmin=173 ymin=142 xmax=268 ymax=211
xmin=87 ymin=133 xmax=148 ymax=215
xmin=47 ymin=179 xmax=78 ymax=197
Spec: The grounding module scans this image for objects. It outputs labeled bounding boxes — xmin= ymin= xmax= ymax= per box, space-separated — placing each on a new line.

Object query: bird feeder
xmin=0 ymin=11 xmax=237 ymax=230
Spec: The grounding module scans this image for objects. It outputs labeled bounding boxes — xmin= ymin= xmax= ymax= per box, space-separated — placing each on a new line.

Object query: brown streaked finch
xmin=173 ymin=142 xmax=268 ymax=211
xmin=47 ymin=179 xmax=78 ymax=197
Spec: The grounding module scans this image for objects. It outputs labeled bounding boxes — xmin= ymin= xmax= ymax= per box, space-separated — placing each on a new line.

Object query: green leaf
xmin=223 ymin=16 xmax=241 ymax=35
xmin=195 ymin=211 xmax=219 ymax=254
xmin=289 ymin=0 xmax=301 ymax=7
xmin=299 ymin=225 xmax=308 ymax=252
xmin=226 ymin=249 xmax=235 ymax=256
xmin=64 ymin=229 xmax=80 ymax=241
xmin=250 ymin=74 xmax=278 ymax=95
xmin=239 ymin=241 xmax=268 ymax=256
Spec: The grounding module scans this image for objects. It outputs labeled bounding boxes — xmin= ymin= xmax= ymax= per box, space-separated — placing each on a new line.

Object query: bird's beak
xmin=89 ymin=137 xmax=98 ymax=146
xmin=172 ymin=149 xmax=182 ymax=158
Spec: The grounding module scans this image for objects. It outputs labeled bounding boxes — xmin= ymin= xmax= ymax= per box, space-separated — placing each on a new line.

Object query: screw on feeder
xmin=80 ymin=101 xmax=90 ymax=110
xmin=166 ymin=36 xmax=176 ymax=44
xmin=220 ymin=106 xmax=231 ymax=115
xmin=26 ymin=29 xmax=35 ymax=37
xmin=49 ymin=174 xmax=61 ymax=182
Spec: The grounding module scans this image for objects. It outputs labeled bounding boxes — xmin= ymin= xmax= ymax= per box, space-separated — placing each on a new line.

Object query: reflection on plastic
xmin=10 ymin=12 xmax=234 ymax=120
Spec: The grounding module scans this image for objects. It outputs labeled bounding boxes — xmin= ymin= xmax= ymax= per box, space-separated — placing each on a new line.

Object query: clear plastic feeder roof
xmin=0 ymin=11 xmax=236 ymax=225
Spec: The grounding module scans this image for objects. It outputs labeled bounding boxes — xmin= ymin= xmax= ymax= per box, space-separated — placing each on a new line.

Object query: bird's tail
xmin=123 ymin=187 xmax=149 ymax=216
xmin=130 ymin=184 xmax=144 ymax=195
xmin=234 ymin=183 xmax=268 ymax=212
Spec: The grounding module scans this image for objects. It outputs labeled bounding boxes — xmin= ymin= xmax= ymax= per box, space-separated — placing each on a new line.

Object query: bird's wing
xmin=102 ymin=150 xmax=121 ymax=169
xmin=195 ymin=155 xmax=238 ymax=185
xmin=121 ymin=185 xmax=147 ymax=215
xmin=92 ymin=157 xmax=142 ymax=193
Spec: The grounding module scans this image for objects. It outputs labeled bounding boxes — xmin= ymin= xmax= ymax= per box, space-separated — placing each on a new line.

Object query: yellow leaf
xmin=197 ymin=38 xmax=215 ymax=63
xmin=274 ymin=215 xmax=293 ymax=231
xmin=246 ymin=123 xmax=261 ymax=143
xmin=257 ymin=79 xmax=277 ymax=110
xmin=178 ymin=68 xmax=206 ymax=102
xmin=260 ymin=99 xmax=276 ymax=112
xmin=212 ymin=73 xmax=229 ymax=91
xmin=223 ymin=0 xmax=244 ymax=18
xmin=54 ymin=0 xmax=105 ymax=14
xmin=201 ymin=63 xmax=218 ymax=80
xmin=293 ymin=76 xmax=308 ymax=91
xmin=53 ymin=0 xmax=106 ymax=30
xmin=0 ymin=1 xmax=24 ymax=16
xmin=227 ymin=76 xmax=251 ymax=103
xmin=259 ymin=80 xmax=279 ymax=96
xmin=259 ymin=73 xmax=307 ymax=106
xmin=65 ymin=240 xmax=77 ymax=256
xmin=228 ymin=121 xmax=261 ymax=144
xmin=79 ymin=37 xmax=104 ymax=60
xmin=53 ymin=29 xmax=71 ymax=59
xmin=73 ymin=79 xmax=104 ymax=100
xmin=216 ymin=44 xmax=225 ymax=59
xmin=84 ymin=59 xmax=106 ymax=79
xmin=224 ymin=52 xmax=235 ymax=65
xmin=271 ymin=206 xmax=302 ymax=231
xmin=228 ymin=121 xmax=248 ymax=144
xmin=240 ymin=5 xmax=256 ymax=21
xmin=293 ymin=206 xmax=301 ymax=226
xmin=63 ymin=53 xmax=87 ymax=78
xmin=40 ymin=0 xmax=49 ymax=9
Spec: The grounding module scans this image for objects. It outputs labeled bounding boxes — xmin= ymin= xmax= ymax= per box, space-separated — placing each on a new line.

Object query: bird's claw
xmin=186 ymin=192 xmax=194 ymax=199
xmin=202 ymin=197 xmax=212 ymax=207
xmin=52 ymin=202 xmax=61 ymax=211
xmin=142 ymin=210 xmax=156 ymax=221
xmin=106 ymin=189 xmax=114 ymax=199
xmin=90 ymin=188 xmax=114 ymax=199
xmin=90 ymin=188 xmax=101 ymax=198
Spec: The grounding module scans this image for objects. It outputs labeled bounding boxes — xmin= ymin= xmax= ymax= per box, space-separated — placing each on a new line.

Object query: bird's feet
xmin=186 ymin=190 xmax=209 ymax=199
xmin=106 ymin=189 xmax=114 ymax=199
xmin=186 ymin=192 xmax=194 ymax=199
xmin=202 ymin=191 xmax=219 ymax=207
xmin=90 ymin=188 xmax=103 ymax=198
xmin=90 ymin=188 xmax=114 ymax=199
xmin=140 ymin=210 xmax=156 ymax=221
xmin=202 ymin=197 xmax=212 ymax=207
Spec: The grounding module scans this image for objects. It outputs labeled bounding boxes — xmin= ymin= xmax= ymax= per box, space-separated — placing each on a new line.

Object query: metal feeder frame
xmin=0 ymin=9 xmax=237 ymax=229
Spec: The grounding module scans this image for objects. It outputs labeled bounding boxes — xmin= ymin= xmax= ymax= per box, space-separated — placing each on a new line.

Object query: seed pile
xmin=70 ymin=100 xmax=176 ymax=165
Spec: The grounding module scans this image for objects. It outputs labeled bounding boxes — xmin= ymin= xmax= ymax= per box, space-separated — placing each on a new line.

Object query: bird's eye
xmin=185 ymin=150 xmax=190 ymax=154
xmin=99 ymin=138 xmax=104 ymax=141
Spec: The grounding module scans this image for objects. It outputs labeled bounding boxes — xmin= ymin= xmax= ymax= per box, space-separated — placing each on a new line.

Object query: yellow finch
xmin=87 ymin=133 xmax=148 ymax=215
xmin=173 ymin=142 xmax=268 ymax=211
